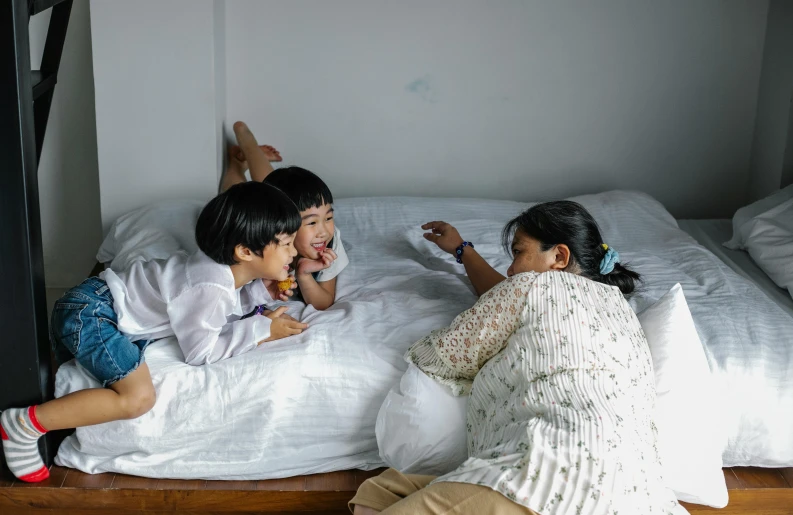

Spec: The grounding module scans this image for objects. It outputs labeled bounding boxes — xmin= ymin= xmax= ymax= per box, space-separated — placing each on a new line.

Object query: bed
xmin=51 ymin=190 xmax=793 ymax=480
xmin=677 ymin=219 xmax=793 ymax=319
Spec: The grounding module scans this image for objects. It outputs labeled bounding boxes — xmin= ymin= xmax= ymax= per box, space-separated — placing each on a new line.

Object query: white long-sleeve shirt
xmin=100 ymin=250 xmax=274 ymax=366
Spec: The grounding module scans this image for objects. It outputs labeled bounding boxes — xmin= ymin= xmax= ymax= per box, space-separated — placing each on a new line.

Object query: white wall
xmin=225 ymin=0 xmax=768 ymax=218
xmin=90 ymin=0 xmax=225 ymax=232
xmin=89 ymin=0 xmax=769 ymax=221
xmin=750 ymin=0 xmax=793 ymax=197
xmin=29 ymin=0 xmax=102 ymax=288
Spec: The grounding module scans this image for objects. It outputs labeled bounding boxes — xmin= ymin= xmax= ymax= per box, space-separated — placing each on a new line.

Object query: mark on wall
xmin=405 ymin=75 xmax=438 ymax=104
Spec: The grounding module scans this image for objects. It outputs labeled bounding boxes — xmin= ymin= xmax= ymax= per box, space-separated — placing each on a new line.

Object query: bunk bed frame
xmin=1 ymin=1 xmax=792 ymax=513
xmin=0 ymin=0 xmax=73 ymax=467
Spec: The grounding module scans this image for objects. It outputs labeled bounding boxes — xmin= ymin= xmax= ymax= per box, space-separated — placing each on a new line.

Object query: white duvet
xmin=54 ymin=191 xmax=793 ymax=478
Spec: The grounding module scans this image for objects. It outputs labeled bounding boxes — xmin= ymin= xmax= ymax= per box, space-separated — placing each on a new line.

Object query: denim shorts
xmin=51 ymin=277 xmax=150 ymax=387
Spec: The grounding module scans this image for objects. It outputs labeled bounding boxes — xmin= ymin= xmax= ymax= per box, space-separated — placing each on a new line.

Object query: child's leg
xmin=34 ymin=364 xmax=155 ymax=429
xmin=219 ymin=144 xmax=250 ymax=193
xmin=233 ymin=121 xmax=275 ymax=183
xmin=0 ymin=277 xmax=156 ymax=482
xmin=0 ymin=366 xmax=154 ymax=482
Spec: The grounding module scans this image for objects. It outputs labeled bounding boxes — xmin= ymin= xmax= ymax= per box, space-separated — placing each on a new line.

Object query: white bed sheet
xmin=54 ymin=191 xmax=793 ymax=478
xmin=678 ymin=219 xmax=793 ymax=318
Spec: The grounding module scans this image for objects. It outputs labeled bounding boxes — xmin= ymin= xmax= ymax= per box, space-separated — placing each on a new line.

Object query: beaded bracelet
xmin=455 ymin=241 xmax=475 ymax=264
xmin=240 ymin=304 xmax=267 ymax=320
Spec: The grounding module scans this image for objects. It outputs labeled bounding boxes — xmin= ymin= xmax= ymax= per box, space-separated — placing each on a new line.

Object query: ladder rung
xmin=31 ymin=71 xmax=57 ymax=100
xmin=29 ymin=0 xmax=69 ymax=17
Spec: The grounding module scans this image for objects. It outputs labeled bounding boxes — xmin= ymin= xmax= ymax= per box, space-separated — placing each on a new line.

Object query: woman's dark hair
xmin=196 ymin=181 xmax=301 ymax=265
xmin=263 ymin=166 xmax=333 ymax=212
xmin=501 ymin=200 xmax=640 ymax=295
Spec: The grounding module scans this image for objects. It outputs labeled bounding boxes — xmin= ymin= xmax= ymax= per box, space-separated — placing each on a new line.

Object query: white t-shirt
xmin=313 ymin=227 xmax=349 ymax=282
xmin=100 ymin=250 xmax=274 ymax=366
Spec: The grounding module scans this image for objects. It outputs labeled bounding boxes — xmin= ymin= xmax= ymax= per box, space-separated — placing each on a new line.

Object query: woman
xmin=351 ymin=201 xmax=680 ymax=514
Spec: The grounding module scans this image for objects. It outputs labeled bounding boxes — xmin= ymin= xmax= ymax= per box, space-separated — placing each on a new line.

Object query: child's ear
xmin=234 ymin=244 xmax=255 ymax=263
xmin=550 ymin=244 xmax=571 ymax=270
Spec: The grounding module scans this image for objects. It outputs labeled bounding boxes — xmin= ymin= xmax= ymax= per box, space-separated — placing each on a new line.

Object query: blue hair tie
xmin=599 ymin=245 xmax=620 ymax=275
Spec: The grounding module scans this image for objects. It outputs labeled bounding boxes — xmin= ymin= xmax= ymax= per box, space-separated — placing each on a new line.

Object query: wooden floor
xmin=1 ymin=466 xmax=792 ymax=514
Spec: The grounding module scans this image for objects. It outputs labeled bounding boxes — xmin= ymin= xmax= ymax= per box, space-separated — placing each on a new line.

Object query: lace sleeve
xmin=405 ymin=272 xmax=538 ymax=395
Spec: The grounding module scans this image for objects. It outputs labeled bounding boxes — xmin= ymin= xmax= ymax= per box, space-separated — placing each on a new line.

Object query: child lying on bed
xmin=220 ymin=121 xmax=348 ymax=311
xmin=0 ymin=182 xmax=308 ymax=483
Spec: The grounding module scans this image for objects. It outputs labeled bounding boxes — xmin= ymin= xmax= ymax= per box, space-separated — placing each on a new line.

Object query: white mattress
xmin=677 ymin=219 xmax=793 ymax=318
xmin=54 ymin=191 xmax=793 ymax=478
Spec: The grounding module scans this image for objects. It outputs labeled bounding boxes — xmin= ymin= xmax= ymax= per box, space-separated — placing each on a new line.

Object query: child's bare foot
xmin=229 ymin=144 xmax=282 ymax=163
xmin=232 ymin=121 xmax=278 ymax=182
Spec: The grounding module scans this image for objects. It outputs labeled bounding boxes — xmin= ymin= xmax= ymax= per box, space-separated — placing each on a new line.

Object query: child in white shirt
xmin=0 ymin=181 xmax=307 ymax=483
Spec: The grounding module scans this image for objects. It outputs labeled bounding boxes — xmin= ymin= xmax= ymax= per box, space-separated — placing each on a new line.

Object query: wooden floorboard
xmin=731 ymin=467 xmax=790 ymax=489
xmin=0 ymin=487 xmax=355 ymax=513
xmin=304 ymin=470 xmax=359 ymax=492
xmin=205 ymin=479 xmax=259 ymax=491
xmin=681 ymin=489 xmax=793 ymax=514
xmin=255 ymin=474 xmax=307 ymax=491
xmin=155 ymin=478 xmax=207 ymax=490
xmin=2 ymin=466 xmax=793 ymax=514
xmin=11 ymin=466 xmax=68 ymax=489
xmin=61 ymin=470 xmax=115 ymax=489
xmin=110 ymin=473 xmax=159 ymax=489
xmin=723 ymin=468 xmax=743 ymax=490
xmin=781 ymin=468 xmax=793 ymax=488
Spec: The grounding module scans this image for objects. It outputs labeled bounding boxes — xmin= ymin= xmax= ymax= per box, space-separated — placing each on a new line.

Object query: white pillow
xmin=376 ymin=364 xmax=468 ymax=475
xmin=725 ymin=184 xmax=793 ymax=250
xmin=739 ymin=198 xmax=793 ymax=298
xmin=638 ymin=284 xmax=728 ymax=508
xmin=376 ymin=284 xmax=728 ymax=508
xmin=97 ymin=200 xmax=204 ymax=271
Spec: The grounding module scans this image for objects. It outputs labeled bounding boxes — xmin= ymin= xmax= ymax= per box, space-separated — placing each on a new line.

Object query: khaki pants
xmin=349 ymin=468 xmax=539 ymax=515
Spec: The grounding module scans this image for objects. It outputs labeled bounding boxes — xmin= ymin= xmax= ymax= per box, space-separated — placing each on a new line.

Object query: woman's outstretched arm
xmin=422 ymin=221 xmax=506 ymax=296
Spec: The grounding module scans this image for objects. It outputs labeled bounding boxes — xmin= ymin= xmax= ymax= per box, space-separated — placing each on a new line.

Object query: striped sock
xmin=0 ymin=407 xmax=50 ymax=483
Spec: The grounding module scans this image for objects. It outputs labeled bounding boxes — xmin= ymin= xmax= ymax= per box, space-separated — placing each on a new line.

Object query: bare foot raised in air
xmin=231 ymin=121 xmax=280 ymax=182
xmin=228 ymin=144 xmax=282 ymax=166
xmin=220 ymin=122 xmax=282 ymax=191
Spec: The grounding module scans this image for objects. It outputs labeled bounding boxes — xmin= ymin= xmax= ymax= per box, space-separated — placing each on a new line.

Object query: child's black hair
xmin=196 ymin=181 xmax=301 ymax=265
xmin=263 ymin=166 xmax=333 ymax=212
xmin=501 ymin=200 xmax=641 ymax=295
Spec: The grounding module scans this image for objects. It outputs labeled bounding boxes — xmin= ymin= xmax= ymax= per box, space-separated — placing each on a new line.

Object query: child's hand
xmin=262 ymin=307 xmax=308 ymax=343
xmin=296 ymin=249 xmax=337 ymax=276
xmin=262 ymin=309 xmax=299 ymax=323
xmin=264 ymin=276 xmax=296 ymax=301
xmin=421 ymin=221 xmax=465 ymax=255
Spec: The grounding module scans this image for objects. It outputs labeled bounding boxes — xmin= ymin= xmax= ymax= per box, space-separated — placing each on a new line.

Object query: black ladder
xmin=0 ymin=0 xmax=74 ymax=467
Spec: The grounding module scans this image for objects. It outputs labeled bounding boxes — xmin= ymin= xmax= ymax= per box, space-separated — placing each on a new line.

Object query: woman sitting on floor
xmin=351 ymin=201 xmax=680 ymax=515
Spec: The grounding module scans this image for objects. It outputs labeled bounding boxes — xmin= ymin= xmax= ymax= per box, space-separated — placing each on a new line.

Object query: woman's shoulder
xmin=537 ymin=270 xmax=618 ymax=289
xmin=482 ymin=272 xmax=540 ymax=301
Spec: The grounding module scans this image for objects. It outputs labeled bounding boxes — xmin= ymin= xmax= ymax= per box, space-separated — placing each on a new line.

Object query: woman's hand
xmin=421 ymin=221 xmax=464 ymax=255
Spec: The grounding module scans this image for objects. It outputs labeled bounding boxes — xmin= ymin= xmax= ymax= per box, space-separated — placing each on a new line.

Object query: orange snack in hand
xmin=277 ymin=279 xmax=293 ymax=292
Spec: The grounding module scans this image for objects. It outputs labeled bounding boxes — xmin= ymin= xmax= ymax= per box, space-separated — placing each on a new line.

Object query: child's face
xmin=293 ymin=203 xmax=335 ymax=260
xmin=259 ymin=233 xmax=298 ymax=280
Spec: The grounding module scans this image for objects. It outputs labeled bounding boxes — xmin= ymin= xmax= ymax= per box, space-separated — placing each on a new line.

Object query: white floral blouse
xmin=406 ymin=271 xmax=680 ymax=515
